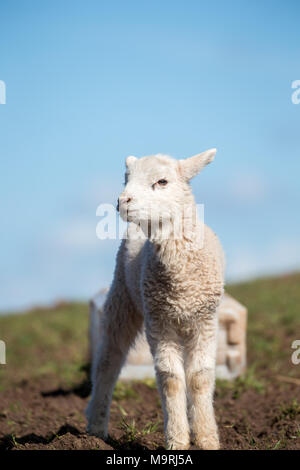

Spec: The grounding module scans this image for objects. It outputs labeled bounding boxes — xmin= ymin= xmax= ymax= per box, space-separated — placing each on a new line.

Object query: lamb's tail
xmin=88 ymin=289 xmax=108 ymax=365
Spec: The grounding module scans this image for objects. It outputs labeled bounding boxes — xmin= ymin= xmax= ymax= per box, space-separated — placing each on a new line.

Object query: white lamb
xmin=86 ymin=149 xmax=225 ymax=450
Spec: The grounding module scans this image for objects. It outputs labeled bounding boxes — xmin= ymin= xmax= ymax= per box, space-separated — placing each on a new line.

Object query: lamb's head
xmin=118 ymin=149 xmax=216 ymax=237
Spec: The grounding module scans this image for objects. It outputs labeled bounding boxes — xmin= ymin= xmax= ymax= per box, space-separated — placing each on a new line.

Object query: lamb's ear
xmin=179 ymin=148 xmax=217 ymax=180
xmin=125 ymin=155 xmax=137 ymax=169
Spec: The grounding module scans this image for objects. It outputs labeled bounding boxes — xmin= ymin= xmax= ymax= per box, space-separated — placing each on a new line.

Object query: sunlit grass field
xmin=0 ymin=273 xmax=299 ymax=394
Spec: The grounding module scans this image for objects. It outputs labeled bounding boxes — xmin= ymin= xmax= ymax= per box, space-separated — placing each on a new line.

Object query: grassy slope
xmin=0 ymin=273 xmax=299 ymax=396
xmin=227 ymin=273 xmax=300 ymax=377
xmin=0 ymin=303 xmax=89 ymax=391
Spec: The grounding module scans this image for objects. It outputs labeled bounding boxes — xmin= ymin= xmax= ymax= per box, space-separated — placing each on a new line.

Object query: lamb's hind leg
xmin=185 ymin=317 xmax=220 ymax=450
xmin=147 ymin=330 xmax=190 ymax=450
xmin=86 ymin=286 xmax=142 ymax=439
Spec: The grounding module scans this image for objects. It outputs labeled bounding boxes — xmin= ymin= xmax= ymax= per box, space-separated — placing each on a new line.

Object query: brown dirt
xmin=0 ymin=373 xmax=299 ymax=450
xmin=1 ymin=275 xmax=300 ymax=450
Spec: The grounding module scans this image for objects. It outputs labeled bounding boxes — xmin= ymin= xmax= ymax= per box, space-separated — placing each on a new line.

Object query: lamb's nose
xmin=117 ymin=196 xmax=132 ymax=211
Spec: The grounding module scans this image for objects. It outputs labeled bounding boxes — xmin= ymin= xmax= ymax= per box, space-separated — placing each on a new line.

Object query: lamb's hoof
xmin=86 ymin=423 xmax=108 ymax=440
xmin=166 ymin=440 xmax=190 ymax=450
xmin=196 ymin=436 xmax=220 ymax=450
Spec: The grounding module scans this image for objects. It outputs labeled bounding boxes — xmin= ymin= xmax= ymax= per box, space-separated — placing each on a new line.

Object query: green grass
xmin=139 ymin=378 xmax=157 ymax=389
xmin=214 ymin=273 xmax=300 ymax=398
xmin=113 ymin=382 xmax=139 ymax=401
xmin=277 ymin=399 xmax=300 ymax=421
xmin=227 ymin=273 xmax=300 ymax=376
xmin=119 ymin=417 xmax=161 ymax=442
xmin=119 ymin=418 xmax=140 ymax=442
xmin=216 ymin=364 xmax=266 ymax=399
xmin=0 ymin=302 xmax=89 ymax=390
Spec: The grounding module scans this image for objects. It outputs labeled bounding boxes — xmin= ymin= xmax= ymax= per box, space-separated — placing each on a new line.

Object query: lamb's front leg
xmin=185 ymin=317 xmax=220 ymax=450
xmin=148 ymin=331 xmax=190 ymax=450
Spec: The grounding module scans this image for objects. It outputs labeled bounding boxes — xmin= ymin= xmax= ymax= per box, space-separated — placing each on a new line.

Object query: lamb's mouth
xmin=119 ymin=208 xmax=142 ymax=222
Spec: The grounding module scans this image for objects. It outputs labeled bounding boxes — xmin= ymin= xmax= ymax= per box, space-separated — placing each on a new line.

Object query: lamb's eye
xmin=157 ymin=179 xmax=168 ymax=186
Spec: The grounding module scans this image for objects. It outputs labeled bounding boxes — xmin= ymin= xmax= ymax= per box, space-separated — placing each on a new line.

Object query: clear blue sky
xmin=1 ymin=0 xmax=300 ymax=311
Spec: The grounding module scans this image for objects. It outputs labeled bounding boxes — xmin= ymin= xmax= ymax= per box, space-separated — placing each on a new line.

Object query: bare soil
xmin=0 ymin=373 xmax=299 ymax=450
xmin=1 ymin=274 xmax=300 ymax=450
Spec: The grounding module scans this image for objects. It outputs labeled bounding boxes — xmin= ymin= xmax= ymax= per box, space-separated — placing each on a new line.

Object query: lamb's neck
xmin=138 ymin=199 xmax=202 ymax=266
xmin=149 ymin=221 xmax=201 ymax=268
